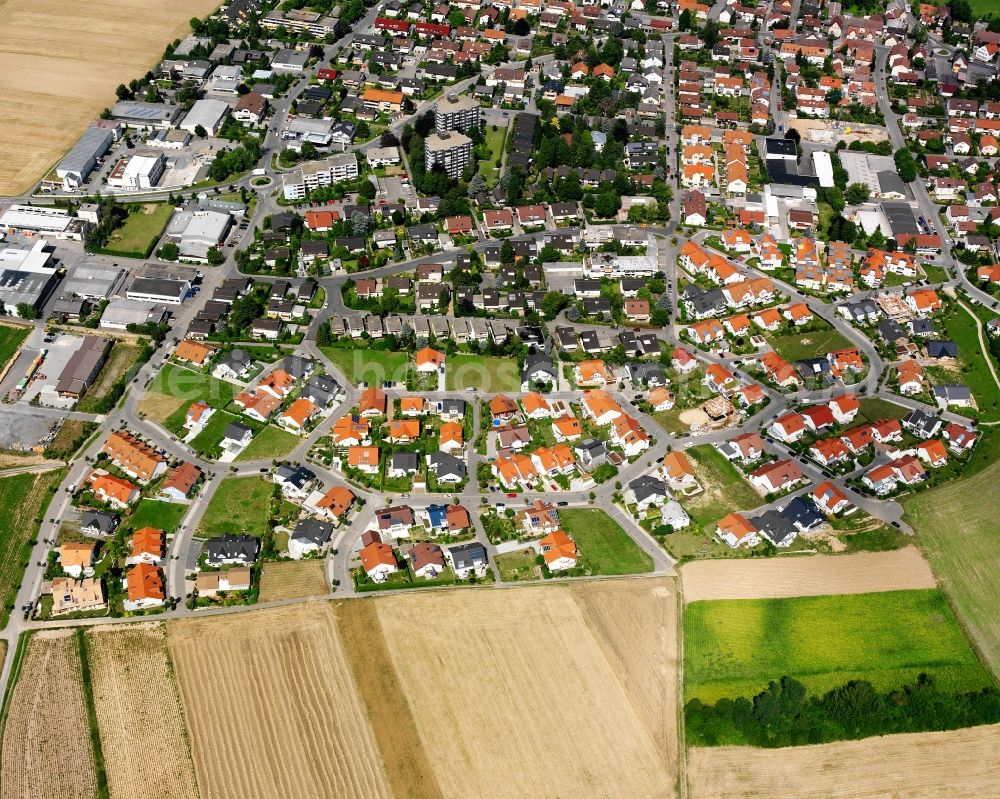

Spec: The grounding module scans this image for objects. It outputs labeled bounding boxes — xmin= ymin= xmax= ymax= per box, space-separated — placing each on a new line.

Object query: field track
xmin=168 ymin=603 xmax=391 ymax=799
xmin=687 ymin=724 xmax=1000 ymax=799
xmin=680 ymin=547 xmax=936 ymax=602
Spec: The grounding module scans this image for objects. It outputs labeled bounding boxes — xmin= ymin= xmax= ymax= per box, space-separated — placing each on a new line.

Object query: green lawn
xmin=921 ymin=264 xmax=949 ymax=283
xmin=146 ymin=363 xmax=239 ymax=408
xmin=197 ymin=476 xmax=273 ymax=538
xmin=0 ymin=468 xmax=65 ymax=628
xmin=904 ymin=438 xmax=1000 ymax=679
xmin=101 ymin=203 xmax=173 ymax=257
xmin=477 ymin=124 xmax=507 ymax=187
xmin=235 ymin=425 xmax=299 ymax=462
xmin=321 ymin=346 xmax=409 ymax=387
xmin=941 ymin=302 xmax=1000 ymax=421
xmin=857 ymin=397 xmax=908 ymax=423
xmin=683 ymin=445 xmax=764 ymax=527
xmin=684 ymin=590 xmax=995 ymax=704
xmin=558 ymin=508 xmax=654 ymax=575
xmin=446 ymin=353 xmax=521 ymax=392
xmin=188 ymin=410 xmax=241 ymax=457
xmin=768 ymin=326 xmax=854 ymax=362
xmin=495 ymin=548 xmax=538 ymax=581
xmin=122 ymin=499 xmax=186 ymax=534
xmin=0 ymin=324 xmax=29 ymax=372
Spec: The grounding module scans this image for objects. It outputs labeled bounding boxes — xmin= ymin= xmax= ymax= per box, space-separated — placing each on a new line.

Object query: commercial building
xmin=61 ymin=263 xmax=123 ymax=299
xmin=99 ymin=298 xmax=169 ymax=330
xmin=271 ymin=48 xmax=309 ymax=72
xmin=106 ymin=154 xmax=166 ymax=191
xmin=424 ymin=131 xmax=473 ymax=179
xmin=0 ymin=205 xmax=90 ymax=241
xmin=282 ymin=153 xmax=359 ymax=200
xmin=126 ymin=276 xmax=192 ymax=305
xmin=435 ymin=94 xmax=481 ymax=133
xmin=164 ymin=209 xmax=234 ymax=261
xmin=0 ymin=239 xmax=62 ymax=316
xmin=262 ymin=8 xmax=340 ymax=36
xmin=55 ymin=125 xmax=116 ymax=190
xmin=180 ymin=98 xmax=231 ymax=135
xmin=53 ymin=336 xmax=112 ymax=399
xmin=109 ymin=101 xmax=181 ymax=129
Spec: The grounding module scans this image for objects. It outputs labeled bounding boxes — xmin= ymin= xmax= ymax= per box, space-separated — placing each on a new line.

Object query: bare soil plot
xmin=336 ymin=600 xmax=443 ymax=799
xmin=687 ymin=724 xmax=1000 ymax=799
xmin=258 ymin=560 xmax=328 ymax=602
xmin=0 ymin=0 xmax=220 ymax=194
xmin=568 ymin=578 xmax=679 ymax=761
xmin=376 ymin=582 xmax=676 ymax=799
xmin=168 ymin=603 xmax=391 ymax=799
xmin=86 ymin=623 xmax=198 ymax=799
xmin=0 ymin=631 xmax=96 ymax=799
xmin=681 ymin=547 xmax=936 ymax=603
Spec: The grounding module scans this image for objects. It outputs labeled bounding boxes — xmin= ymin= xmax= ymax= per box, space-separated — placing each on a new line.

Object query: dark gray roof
xmin=291 ymin=518 xmax=334 ymax=546
xmin=783 ymin=496 xmax=824 ymax=531
xmin=448 ymin=541 xmax=487 ymax=570
xmin=81 ymin=510 xmax=118 ymax=534
xmin=628 ymin=475 xmax=667 ymax=503
xmin=391 ymin=451 xmax=421 ymax=471
xmin=205 ymin=534 xmax=260 ymax=564
xmin=754 ymin=509 xmax=797 ymax=546
xmin=427 ymin=451 xmax=466 ymax=478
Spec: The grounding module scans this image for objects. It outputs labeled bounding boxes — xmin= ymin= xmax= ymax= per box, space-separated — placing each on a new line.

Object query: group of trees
xmin=208 ymin=136 xmax=261 ymax=182
xmin=686 ymin=674 xmax=1000 ymax=748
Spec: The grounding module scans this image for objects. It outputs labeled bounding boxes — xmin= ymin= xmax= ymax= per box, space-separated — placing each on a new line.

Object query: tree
xmin=358 ymin=180 xmax=376 ymax=200
xmin=825 ymin=186 xmax=845 ymax=213
xmin=894 ymin=147 xmax=918 ymax=182
xmin=115 ymin=83 xmax=131 ymax=101
xmin=594 ymin=191 xmax=619 ymax=218
xmin=315 ymin=319 xmax=332 ymax=347
xmin=206 ymin=246 xmax=225 ymax=266
xmin=467 ymin=174 xmax=487 ymax=197
xmin=351 ymin=212 xmax=370 ymax=237
xmin=500 ymin=239 xmax=515 ymax=264
xmin=541 ymin=291 xmax=571 ymax=320
xmin=15 ymin=303 xmax=37 ymax=320
xmin=379 ymin=130 xmax=399 ymax=147
xmin=678 ymin=8 xmax=692 ymax=30
xmin=228 ymin=294 xmax=264 ymax=332
xmin=194 ymin=124 xmax=208 ymax=138
xmin=845 ymin=182 xmax=871 ymax=205
xmin=157 ymin=242 xmax=179 ymax=261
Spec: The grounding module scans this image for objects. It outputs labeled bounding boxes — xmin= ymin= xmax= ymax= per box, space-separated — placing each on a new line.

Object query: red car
xmin=506 ymin=492 xmax=517 ymax=498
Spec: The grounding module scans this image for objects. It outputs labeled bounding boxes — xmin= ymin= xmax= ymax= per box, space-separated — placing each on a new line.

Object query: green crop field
xmin=321 ymin=346 xmax=409 ymax=387
xmin=235 ymin=425 xmax=299 ymax=462
xmin=767 ymin=326 xmax=853 ymax=362
xmin=446 ymin=354 xmax=521 ymax=392
xmin=684 ymin=590 xmax=994 ymax=704
xmin=122 ymin=498 xmax=187 ymax=534
xmin=0 ymin=324 xmax=28 ymax=373
xmin=558 ymin=508 xmax=653 ymax=575
xmin=905 ymin=441 xmax=1000 ymax=679
xmin=101 ymin=203 xmax=173 ymax=257
xmin=0 ymin=468 xmax=65 ymax=628
xmin=146 ymin=363 xmax=239 ymax=408
xmin=683 ymin=444 xmax=763 ymax=527
xmin=197 ymin=476 xmax=273 ymax=538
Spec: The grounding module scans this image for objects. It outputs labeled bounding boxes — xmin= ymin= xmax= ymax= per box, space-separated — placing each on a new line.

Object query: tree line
xmin=686 ymin=674 xmax=1000 ymax=748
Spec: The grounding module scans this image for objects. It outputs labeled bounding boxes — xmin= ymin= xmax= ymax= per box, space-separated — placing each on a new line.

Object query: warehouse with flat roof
xmin=180 ymin=99 xmax=231 ymax=135
xmin=56 ymin=126 xmax=116 ymax=190
xmin=110 ymin=101 xmax=181 ymax=129
xmin=126 ymin=276 xmax=192 ymax=305
xmin=0 ymin=239 xmax=62 ymax=316
xmin=62 ymin=263 xmax=124 ymax=299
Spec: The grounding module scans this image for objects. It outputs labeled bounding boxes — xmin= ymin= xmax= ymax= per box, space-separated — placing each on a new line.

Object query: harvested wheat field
xmin=0 ymin=0 xmax=220 ymax=194
xmin=0 ymin=631 xmax=95 ymax=799
xmin=376 ymin=580 xmax=677 ymax=799
xmin=687 ymin=723 xmax=1000 ymax=799
xmin=169 ymin=602 xmax=390 ymax=799
xmin=258 ymin=560 xmax=329 ymax=602
xmin=86 ymin=623 xmax=198 ymax=799
xmin=681 ymin=547 xmax=936 ymax=603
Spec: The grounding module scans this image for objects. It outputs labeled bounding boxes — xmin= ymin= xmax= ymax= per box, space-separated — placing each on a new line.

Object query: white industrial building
xmin=106 ymin=154 xmax=166 ymax=191
xmin=207 ymin=64 xmax=243 ymax=94
xmin=281 ymin=117 xmax=335 ymax=147
xmin=126 ymin=276 xmax=192 ymax=305
xmin=109 ymin=101 xmax=181 ymax=129
xmin=0 ymin=205 xmax=90 ymax=241
xmin=812 ymin=150 xmax=834 ymax=188
xmin=55 ymin=126 xmax=116 ymax=190
xmin=180 ymin=99 xmax=231 ymax=136
xmin=282 ymin=153 xmax=359 ymax=200
xmin=62 ymin=264 xmax=123 ymax=299
xmin=0 ymin=239 xmax=62 ymax=316
xmin=100 ymin=298 xmax=169 ymax=330
xmin=164 ymin=209 xmax=233 ymax=261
